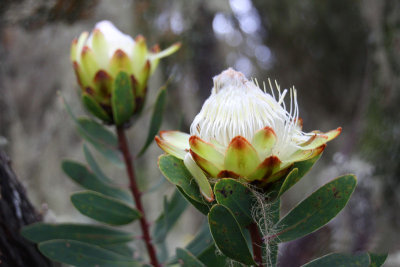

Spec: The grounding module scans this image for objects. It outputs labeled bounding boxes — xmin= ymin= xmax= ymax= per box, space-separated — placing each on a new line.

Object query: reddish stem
xmin=248 ymin=222 xmax=264 ymax=267
xmin=116 ymin=126 xmax=160 ymax=267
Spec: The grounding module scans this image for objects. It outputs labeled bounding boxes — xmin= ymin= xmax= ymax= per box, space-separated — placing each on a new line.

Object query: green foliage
xmin=21 ymin=223 xmax=134 ymax=245
xmin=274 ymin=175 xmax=357 ymax=242
xmin=197 ymin=244 xmax=227 ymax=266
xmin=39 ymin=240 xmax=140 ymax=267
xmin=153 ymin=189 xmax=188 ymax=243
xmin=111 ymin=71 xmax=135 ymax=126
xmin=62 ymin=160 xmax=132 ymax=203
xmin=62 ymin=95 xmax=122 ymax=165
xmin=208 ymin=204 xmax=255 ymax=265
xmin=82 ymin=93 xmax=112 ymax=123
xmin=83 ymin=144 xmax=112 ymax=183
xmin=158 ymin=154 xmax=207 ymax=204
xmin=182 ymin=223 xmax=214 ymax=259
xmin=176 ymin=248 xmax=206 ymax=267
xmin=214 ymin=178 xmax=256 ymax=227
xmin=278 ymin=168 xmax=299 ymax=197
xmin=302 ymin=252 xmax=370 ymax=267
xmin=294 ymin=153 xmax=323 ymax=180
xmin=177 ymin=186 xmax=211 ymax=215
xmin=71 ymin=191 xmax=141 ymax=225
xmin=76 ymin=117 xmax=118 ymax=148
xmin=139 ymin=86 xmax=167 ymax=156
xmin=368 ymin=253 xmax=388 ymax=267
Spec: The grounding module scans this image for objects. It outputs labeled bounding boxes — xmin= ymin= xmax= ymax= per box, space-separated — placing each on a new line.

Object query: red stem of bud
xmin=116 ymin=126 xmax=160 ymax=267
xmin=248 ymin=222 xmax=264 ymax=267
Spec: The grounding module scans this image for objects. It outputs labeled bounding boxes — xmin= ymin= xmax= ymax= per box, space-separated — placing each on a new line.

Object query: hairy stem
xmin=116 ymin=126 xmax=160 ymax=267
xmin=248 ymin=222 xmax=264 ymax=267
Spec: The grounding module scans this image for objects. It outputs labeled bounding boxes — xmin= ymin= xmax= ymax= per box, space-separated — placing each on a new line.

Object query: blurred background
xmin=1 ymin=0 xmax=399 ymax=266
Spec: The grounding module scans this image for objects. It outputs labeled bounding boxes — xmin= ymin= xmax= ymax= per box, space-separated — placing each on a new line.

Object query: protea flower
xmin=70 ymin=20 xmax=180 ymax=123
xmin=156 ymin=68 xmax=341 ymax=201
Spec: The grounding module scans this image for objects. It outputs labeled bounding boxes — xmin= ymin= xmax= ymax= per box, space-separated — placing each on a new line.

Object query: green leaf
xmin=153 ymin=189 xmax=188 ymax=243
xmin=62 ymin=160 xmax=132 ymax=203
xmin=168 ymin=223 xmax=214 ymax=265
xmin=185 ymin=223 xmax=214 ymax=257
xmin=39 ymin=240 xmax=140 ymax=267
xmin=82 ymin=93 xmax=112 ymax=123
xmin=76 ymin=117 xmax=118 ymax=148
xmin=138 ymin=87 xmax=167 ymax=156
xmin=101 ymin=243 xmax=133 ymax=257
xmin=177 ymin=186 xmax=211 ymax=215
xmin=273 ymin=175 xmax=357 ymax=243
xmin=214 ymin=178 xmax=256 ymax=227
xmin=79 ymin=130 xmax=122 ymax=165
xmin=71 ymin=191 xmax=141 ymax=225
xmin=83 ymin=144 xmax=111 ymax=183
xmin=294 ymin=153 xmax=322 ymax=180
xmin=208 ymin=204 xmax=255 ymax=265
xmin=176 ymin=248 xmax=206 ymax=267
xmin=302 ymin=252 xmax=370 ymax=267
xmin=158 ymin=154 xmax=205 ymax=203
xmin=21 ymin=223 xmax=134 ymax=245
xmin=112 ymin=71 xmax=135 ymax=126
xmin=197 ymin=244 xmax=227 ymax=267
xmin=61 ymin=95 xmax=122 ymax=165
xmin=369 ymin=253 xmax=387 ymax=267
xmin=278 ymin=168 xmax=299 ymax=197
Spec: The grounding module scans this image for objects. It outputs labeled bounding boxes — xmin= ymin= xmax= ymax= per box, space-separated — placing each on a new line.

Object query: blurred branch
xmin=0 ymin=0 xmax=99 ymax=30
xmin=0 ymin=150 xmax=53 ymax=266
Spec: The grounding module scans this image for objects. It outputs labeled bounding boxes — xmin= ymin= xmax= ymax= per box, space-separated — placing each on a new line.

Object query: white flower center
xmin=89 ymin=20 xmax=135 ymax=58
xmin=190 ymin=68 xmax=306 ymax=158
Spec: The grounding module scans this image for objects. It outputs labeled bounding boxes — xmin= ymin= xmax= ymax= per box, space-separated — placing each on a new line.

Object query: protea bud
xmin=156 ymin=68 xmax=341 ymax=201
xmin=70 ymin=20 xmax=180 ymax=124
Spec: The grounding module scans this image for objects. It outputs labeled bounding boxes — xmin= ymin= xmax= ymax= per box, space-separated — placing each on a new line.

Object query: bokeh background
xmin=1 ymin=0 xmax=399 ymax=266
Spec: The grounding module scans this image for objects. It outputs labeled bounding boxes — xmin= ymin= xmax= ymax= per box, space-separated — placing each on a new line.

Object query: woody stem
xmin=248 ymin=222 xmax=264 ymax=267
xmin=116 ymin=126 xmax=160 ymax=267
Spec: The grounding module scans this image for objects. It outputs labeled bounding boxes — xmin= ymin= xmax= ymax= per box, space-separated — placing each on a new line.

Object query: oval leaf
xmin=273 ymin=175 xmax=357 ymax=243
xmin=158 ymin=154 xmax=205 ymax=203
xmin=61 ymin=95 xmax=122 ymax=165
xmin=214 ymin=178 xmax=256 ymax=227
xmin=76 ymin=117 xmax=118 ymax=148
xmin=71 ymin=191 xmax=141 ymax=225
xmin=112 ymin=71 xmax=135 ymax=126
xmin=302 ymin=252 xmax=370 ymax=267
xmin=39 ymin=240 xmax=140 ymax=267
xmin=293 ymin=153 xmax=322 ymax=180
xmin=197 ymin=244 xmax=227 ymax=267
xmin=21 ymin=223 xmax=134 ymax=245
xmin=177 ymin=186 xmax=211 ymax=215
xmin=82 ymin=93 xmax=112 ymax=123
xmin=369 ymin=253 xmax=387 ymax=267
xmin=62 ymin=160 xmax=132 ymax=203
xmin=76 ymin=118 xmax=121 ymax=165
xmin=153 ymin=190 xmax=188 ymax=243
xmin=83 ymin=144 xmax=111 ymax=183
xmin=208 ymin=204 xmax=255 ymax=265
xmin=139 ymin=87 xmax=167 ymax=156
xmin=278 ymin=168 xmax=299 ymax=197
xmin=176 ymin=248 xmax=206 ymax=267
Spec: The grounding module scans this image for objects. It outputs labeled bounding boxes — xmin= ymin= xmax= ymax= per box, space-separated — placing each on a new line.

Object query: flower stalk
xmin=248 ymin=222 xmax=264 ymax=267
xmin=116 ymin=126 xmax=159 ymax=267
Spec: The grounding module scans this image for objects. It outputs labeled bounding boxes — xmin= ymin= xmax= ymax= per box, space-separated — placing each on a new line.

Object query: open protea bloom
xmin=70 ymin=20 xmax=180 ymax=123
xmin=156 ymin=68 xmax=341 ymax=201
